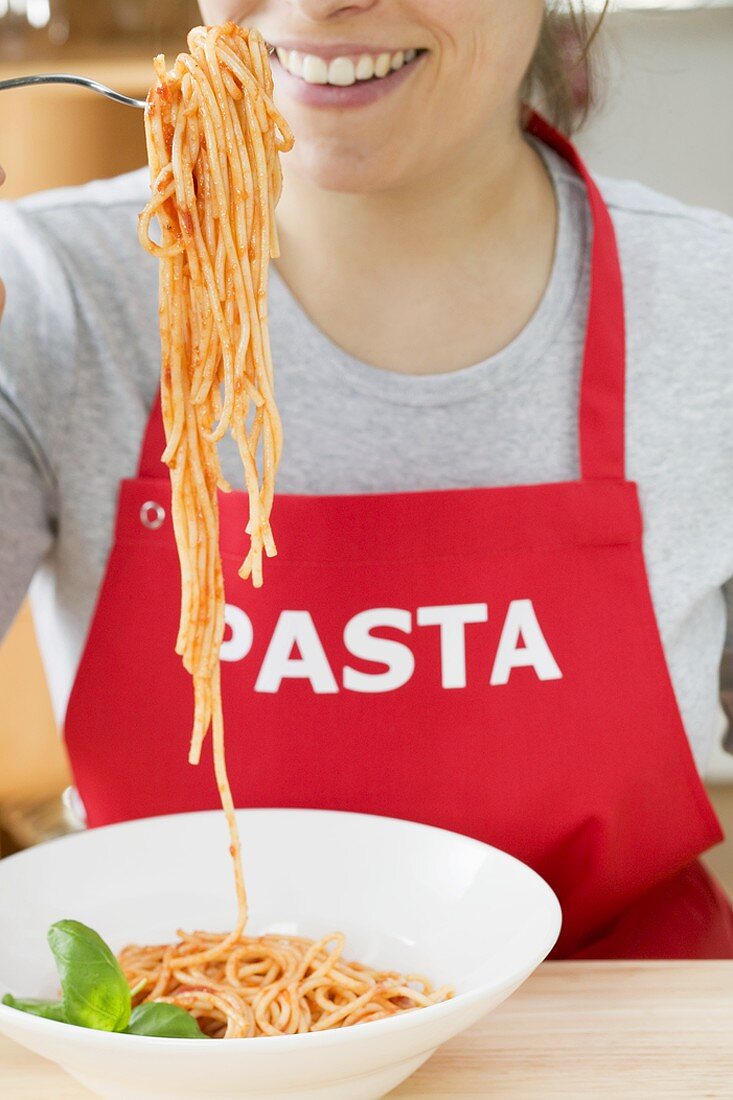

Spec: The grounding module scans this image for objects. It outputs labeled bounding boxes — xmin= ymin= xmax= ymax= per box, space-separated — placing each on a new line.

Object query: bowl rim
xmin=0 ymin=807 xmax=562 ymax=1051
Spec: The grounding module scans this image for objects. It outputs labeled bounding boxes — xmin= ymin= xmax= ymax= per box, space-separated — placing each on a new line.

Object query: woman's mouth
xmin=271 ymin=45 xmax=427 ymax=109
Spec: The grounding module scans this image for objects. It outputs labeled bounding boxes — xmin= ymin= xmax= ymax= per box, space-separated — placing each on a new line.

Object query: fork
xmin=0 ymin=45 xmax=277 ymax=110
xmin=0 ymin=74 xmax=147 ymax=110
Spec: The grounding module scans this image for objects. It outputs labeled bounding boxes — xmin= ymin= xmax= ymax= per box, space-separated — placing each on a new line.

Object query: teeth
xmin=355 ymin=54 xmax=375 ymax=81
xmin=328 ymin=57 xmax=356 ymax=86
xmin=302 ymin=54 xmax=328 ymax=84
xmin=374 ymin=52 xmax=391 ymax=78
xmin=288 ymin=49 xmax=304 ymax=77
xmin=276 ymin=47 xmax=418 ymax=86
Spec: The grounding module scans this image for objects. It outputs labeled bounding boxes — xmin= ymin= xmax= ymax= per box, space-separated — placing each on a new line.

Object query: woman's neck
xmin=274 ymin=121 xmax=558 ymax=376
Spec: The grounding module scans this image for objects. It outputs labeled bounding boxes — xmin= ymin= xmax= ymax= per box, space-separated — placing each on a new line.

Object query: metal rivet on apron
xmin=140 ymin=501 xmax=166 ymax=530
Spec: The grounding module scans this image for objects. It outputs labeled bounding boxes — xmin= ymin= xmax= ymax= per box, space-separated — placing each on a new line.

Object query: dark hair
xmin=524 ymin=1 xmax=610 ymax=135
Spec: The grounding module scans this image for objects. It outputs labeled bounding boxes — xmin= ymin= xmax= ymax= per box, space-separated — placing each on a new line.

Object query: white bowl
xmin=0 ymin=809 xmax=561 ymax=1100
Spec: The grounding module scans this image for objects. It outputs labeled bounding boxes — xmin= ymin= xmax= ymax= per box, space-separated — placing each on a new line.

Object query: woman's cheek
xmin=411 ymin=0 xmax=544 ymax=117
xmin=414 ymin=0 xmax=543 ymax=50
xmin=198 ymin=1 xmax=263 ymax=25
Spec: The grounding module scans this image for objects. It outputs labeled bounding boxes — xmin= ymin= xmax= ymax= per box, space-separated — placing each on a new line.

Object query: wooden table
xmin=1 ymin=962 xmax=732 ymax=1098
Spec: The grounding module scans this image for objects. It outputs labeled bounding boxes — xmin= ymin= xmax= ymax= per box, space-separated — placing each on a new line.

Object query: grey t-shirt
xmin=1 ymin=144 xmax=732 ymax=773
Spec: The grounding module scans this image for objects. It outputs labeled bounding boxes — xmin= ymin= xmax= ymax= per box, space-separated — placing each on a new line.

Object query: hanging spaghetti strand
xmin=139 ymin=24 xmax=292 ymax=935
xmin=134 ymin=23 xmax=452 ymax=1035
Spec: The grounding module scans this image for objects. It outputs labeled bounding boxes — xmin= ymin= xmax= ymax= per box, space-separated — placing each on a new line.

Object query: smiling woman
xmin=1 ymin=0 xmax=733 ymax=1030
xmin=208 ymin=1 xmax=549 ymax=193
xmin=269 ymin=4 xmax=605 ymax=128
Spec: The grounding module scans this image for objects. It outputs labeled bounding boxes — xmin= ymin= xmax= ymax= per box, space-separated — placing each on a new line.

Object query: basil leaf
xmin=126 ymin=1002 xmax=209 ymax=1038
xmin=47 ymin=920 xmax=131 ymax=1033
xmin=2 ymin=994 xmax=67 ymax=1023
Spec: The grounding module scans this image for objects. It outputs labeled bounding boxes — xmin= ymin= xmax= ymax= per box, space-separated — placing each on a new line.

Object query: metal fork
xmin=0 ymin=74 xmax=147 ymax=109
xmin=0 ymin=44 xmax=277 ymax=109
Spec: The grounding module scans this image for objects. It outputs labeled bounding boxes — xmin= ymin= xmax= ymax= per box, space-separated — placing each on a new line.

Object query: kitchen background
xmin=0 ymin=0 xmax=732 ymax=887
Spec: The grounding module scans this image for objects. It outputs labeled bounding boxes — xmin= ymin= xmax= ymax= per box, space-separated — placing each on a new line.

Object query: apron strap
xmin=137 ymin=116 xmax=627 ymax=485
xmin=527 ymin=113 xmax=626 ymax=483
xmin=137 ymin=389 xmax=167 ymax=477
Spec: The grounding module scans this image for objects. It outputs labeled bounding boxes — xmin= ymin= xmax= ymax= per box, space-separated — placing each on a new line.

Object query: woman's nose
xmin=286 ymin=0 xmax=378 ymax=23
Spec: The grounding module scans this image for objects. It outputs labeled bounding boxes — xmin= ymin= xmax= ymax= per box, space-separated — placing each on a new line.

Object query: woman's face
xmin=198 ymin=1 xmax=545 ymax=193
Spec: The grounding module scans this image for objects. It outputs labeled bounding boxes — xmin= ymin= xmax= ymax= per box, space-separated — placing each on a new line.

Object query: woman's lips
xmin=271 ymin=51 xmax=426 ymax=110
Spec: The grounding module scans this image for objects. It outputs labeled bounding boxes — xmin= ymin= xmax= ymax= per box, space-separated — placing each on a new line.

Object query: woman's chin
xmin=286 ymin=142 xmax=408 ymax=195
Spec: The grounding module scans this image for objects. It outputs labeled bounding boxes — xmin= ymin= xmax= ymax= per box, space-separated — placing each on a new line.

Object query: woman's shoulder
xmin=592 ymin=177 xmax=733 ymax=463
xmin=538 ymin=152 xmax=733 ymax=452
xmin=7 ymin=167 xmax=148 ymax=221
xmin=597 ymin=173 xmax=733 ymax=267
xmin=0 ymin=168 xmax=150 ymax=322
xmin=0 ymin=170 xmax=155 ymax=472
xmin=587 ymin=173 xmax=733 ymax=355
xmin=0 ymin=169 xmax=149 ymax=281
xmin=549 ymin=146 xmax=731 ymax=262
xmin=543 ymin=144 xmax=732 ymax=321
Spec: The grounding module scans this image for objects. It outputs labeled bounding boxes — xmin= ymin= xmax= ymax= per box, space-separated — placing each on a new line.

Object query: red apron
xmin=65 ymin=118 xmax=733 ymax=959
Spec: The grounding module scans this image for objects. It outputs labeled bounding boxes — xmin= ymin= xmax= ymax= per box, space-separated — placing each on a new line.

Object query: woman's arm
xmin=0 ymin=388 xmax=56 ymax=637
xmin=0 ymin=179 xmax=78 ymax=809
xmin=0 ymin=193 xmax=66 ymax=642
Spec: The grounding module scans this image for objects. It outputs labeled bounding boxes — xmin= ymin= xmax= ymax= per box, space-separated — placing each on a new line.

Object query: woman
xmin=1 ymin=1 xmax=732 ymax=958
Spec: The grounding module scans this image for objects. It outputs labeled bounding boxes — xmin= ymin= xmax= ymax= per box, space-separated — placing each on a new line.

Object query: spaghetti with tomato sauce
xmin=128 ymin=22 xmax=453 ymax=1038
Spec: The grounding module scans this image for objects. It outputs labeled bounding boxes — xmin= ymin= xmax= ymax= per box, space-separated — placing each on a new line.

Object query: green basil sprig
xmin=3 ymin=919 xmax=207 ymax=1039
xmin=1 ymin=994 xmax=66 ymax=1022
xmin=126 ymin=1002 xmax=208 ymax=1038
xmin=47 ymin=920 xmax=131 ymax=1032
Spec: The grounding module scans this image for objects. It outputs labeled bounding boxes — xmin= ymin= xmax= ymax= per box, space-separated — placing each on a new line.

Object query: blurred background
xmin=0 ymin=0 xmax=732 ymax=892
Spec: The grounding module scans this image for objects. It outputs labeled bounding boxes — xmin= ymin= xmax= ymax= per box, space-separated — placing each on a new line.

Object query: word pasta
xmin=221 ymin=598 xmax=563 ymax=692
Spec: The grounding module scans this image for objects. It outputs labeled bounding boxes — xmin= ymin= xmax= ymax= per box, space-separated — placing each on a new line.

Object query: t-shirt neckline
xmin=269 ymin=139 xmax=590 ymax=409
